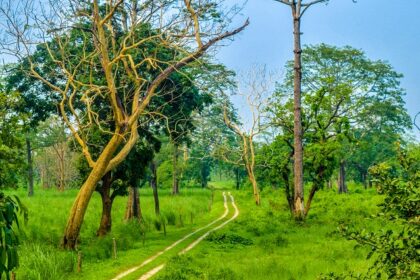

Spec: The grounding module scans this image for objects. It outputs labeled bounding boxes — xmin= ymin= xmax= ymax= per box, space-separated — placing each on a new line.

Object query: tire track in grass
xmin=111 ymin=192 xmax=230 ymax=280
xmin=138 ymin=192 xmax=239 ymax=280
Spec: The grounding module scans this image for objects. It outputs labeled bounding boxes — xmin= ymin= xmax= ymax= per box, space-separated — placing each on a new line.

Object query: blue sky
xmin=216 ymin=0 xmax=420 ymax=136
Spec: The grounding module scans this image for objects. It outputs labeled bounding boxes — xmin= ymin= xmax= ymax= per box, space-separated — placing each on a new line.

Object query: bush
xmin=206 ymin=232 xmax=253 ymax=246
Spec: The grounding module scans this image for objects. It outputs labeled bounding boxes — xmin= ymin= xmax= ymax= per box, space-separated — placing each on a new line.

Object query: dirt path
xmin=111 ymin=192 xmax=230 ymax=280
xmin=137 ymin=192 xmax=239 ymax=280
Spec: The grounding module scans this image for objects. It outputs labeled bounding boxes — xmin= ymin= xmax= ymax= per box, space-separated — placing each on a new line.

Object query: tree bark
xmin=125 ymin=187 xmax=142 ymax=221
xmin=292 ymin=5 xmax=305 ymax=219
xmin=97 ymin=172 xmax=114 ymax=236
xmin=172 ymin=144 xmax=179 ymax=195
xmin=26 ymin=136 xmax=34 ymax=197
xmin=338 ymin=160 xmax=348 ymax=193
xmin=150 ymin=161 xmax=160 ymax=216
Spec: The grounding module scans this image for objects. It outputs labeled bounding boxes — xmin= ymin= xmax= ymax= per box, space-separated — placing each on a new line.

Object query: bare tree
xmin=223 ymin=66 xmax=273 ymax=206
xmin=0 ymin=0 xmax=248 ymax=249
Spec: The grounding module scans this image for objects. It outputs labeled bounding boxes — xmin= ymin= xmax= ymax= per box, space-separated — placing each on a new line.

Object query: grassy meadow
xmin=8 ymin=182 xmax=387 ymax=280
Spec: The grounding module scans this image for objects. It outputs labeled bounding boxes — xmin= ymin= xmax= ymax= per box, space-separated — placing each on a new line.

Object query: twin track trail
xmin=111 ymin=192 xmax=239 ymax=280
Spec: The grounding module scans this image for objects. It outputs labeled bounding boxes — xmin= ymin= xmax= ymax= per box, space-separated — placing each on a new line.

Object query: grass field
xmin=8 ymin=181 xmax=386 ymax=280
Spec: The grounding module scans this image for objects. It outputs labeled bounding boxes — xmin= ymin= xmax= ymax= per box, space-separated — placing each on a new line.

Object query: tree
xmin=185 ymin=68 xmax=237 ymax=189
xmin=4 ymin=63 xmax=57 ymax=197
xmin=0 ymin=0 xmax=248 ymax=249
xmin=34 ymin=116 xmax=79 ymax=191
xmin=271 ymin=44 xmax=411 ymax=216
xmin=273 ymin=0 xmax=358 ymax=219
xmin=274 ymin=0 xmax=334 ymax=219
xmin=0 ymin=84 xmax=25 ymax=189
xmin=223 ymin=67 xmax=272 ymax=205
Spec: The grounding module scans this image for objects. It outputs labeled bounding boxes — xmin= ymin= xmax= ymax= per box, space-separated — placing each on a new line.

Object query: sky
xmin=215 ymin=0 xmax=420 ymax=137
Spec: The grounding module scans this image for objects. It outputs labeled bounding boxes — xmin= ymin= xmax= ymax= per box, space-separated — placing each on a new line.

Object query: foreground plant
xmin=0 ymin=193 xmax=27 ymax=279
xmin=323 ymin=144 xmax=420 ymax=279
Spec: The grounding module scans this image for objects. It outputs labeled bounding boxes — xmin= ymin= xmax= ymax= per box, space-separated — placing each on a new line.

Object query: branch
xmin=414 ymin=112 xmax=420 ymax=132
xmin=274 ymin=0 xmax=292 ymax=6
xmin=301 ymin=0 xmax=329 ymax=17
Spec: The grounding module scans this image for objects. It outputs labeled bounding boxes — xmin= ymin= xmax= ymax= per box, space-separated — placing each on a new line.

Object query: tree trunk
xmin=362 ymin=172 xmax=368 ymax=189
xmin=125 ymin=187 xmax=142 ymax=221
xmin=304 ymin=184 xmax=318 ymax=217
xmin=245 ymin=164 xmax=260 ymax=206
xmin=172 ymin=144 xmax=179 ymax=195
xmin=200 ymin=162 xmax=207 ymax=188
xmin=282 ymin=168 xmax=294 ymax=214
xmin=235 ymin=167 xmax=240 ymax=190
xmin=338 ymin=160 xmax=348 ymax=193
xmin=292 ymin=7 xmax=304 ymax=220
xmin=150 ymin=162 xmax=160 ymax=216
xmin=97 ymin=172 xmax=114 ymax=236
xmin=250 ymin=171 xmax=260 ymax=206
xmin=26 ymin=137 xmax=34 ymax=197
xmin=61 ymin=136 xmax=121 ymax=250
xmin=58 ymin=144 xmax=65 ymax=192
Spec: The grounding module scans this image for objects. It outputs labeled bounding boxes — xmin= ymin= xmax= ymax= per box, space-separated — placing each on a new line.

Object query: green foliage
xmin=0 ymin=88 xmax=26 ymax=188
xmin=328 ymin=144 xmax=420 ymax=279
xmin=267 ymin=44 xmax=411 ymax=213
xmin=0 ymin=193 xmax=27 ymax=279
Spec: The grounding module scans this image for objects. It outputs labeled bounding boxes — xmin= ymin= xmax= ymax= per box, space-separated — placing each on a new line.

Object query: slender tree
xmin=274 ymin=0 xmax=354 ymax=219
xmin=223 ymin=67 xmax=272 ymax=205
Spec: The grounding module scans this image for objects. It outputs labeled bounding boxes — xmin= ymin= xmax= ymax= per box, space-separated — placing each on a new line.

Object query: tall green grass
xmin=8 ymin=186 xmax=215 ymax=280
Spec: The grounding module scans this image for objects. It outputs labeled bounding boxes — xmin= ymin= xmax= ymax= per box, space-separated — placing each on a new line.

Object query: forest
xmin=0 ymin=0 xmax=418 ymax=279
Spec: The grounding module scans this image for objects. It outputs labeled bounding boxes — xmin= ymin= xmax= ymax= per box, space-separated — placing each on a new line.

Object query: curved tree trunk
xmin=61 ymin=137 xmax=121 ymax=250
xmin=150 ymin=161 xmax=160 ymax=216
xmin=304 ymin=184 xmax=318 ymax=217
xmin=26 ymin=136 xmax=34 ymax=197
